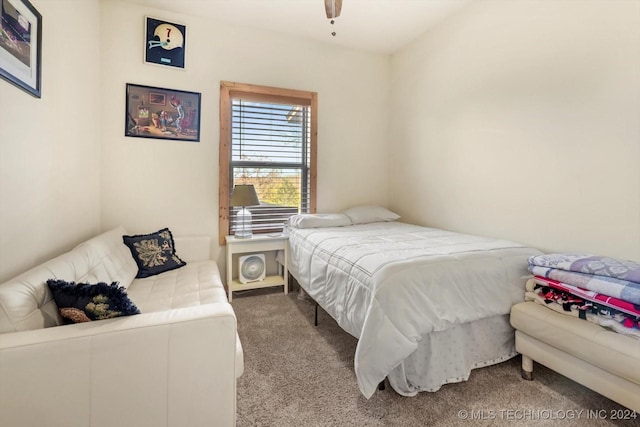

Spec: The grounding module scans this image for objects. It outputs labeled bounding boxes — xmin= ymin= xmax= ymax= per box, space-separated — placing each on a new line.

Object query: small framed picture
xmin=148 ymin=92 xmax=165 ymax=106
xmin=0 ymin=0 xmax=42 ymax=97
xmin=125 ymin=83 xmax=201 ymax=142
xmin=144 ymin=17 xmax=186 ymax=69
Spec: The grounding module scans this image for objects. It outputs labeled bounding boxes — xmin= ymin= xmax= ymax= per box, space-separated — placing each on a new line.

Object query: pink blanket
xmin=533 ymin=276 xmax=640 ymax=318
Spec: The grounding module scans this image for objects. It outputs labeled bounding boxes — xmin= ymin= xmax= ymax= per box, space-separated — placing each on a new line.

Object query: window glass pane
xmin=230 ymin=98 xmax=310 ymax=234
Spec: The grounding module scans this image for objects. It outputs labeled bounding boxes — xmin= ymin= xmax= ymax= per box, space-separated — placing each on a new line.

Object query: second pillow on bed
xmin=341 ymin=205 xmax=400 ymax=224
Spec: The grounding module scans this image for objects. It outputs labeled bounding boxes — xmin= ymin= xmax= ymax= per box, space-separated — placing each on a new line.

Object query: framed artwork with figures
xmin=125 ymin=83 xmax=200 ymax=142
xmin=144 ymin=17 xmax=186 ymax=69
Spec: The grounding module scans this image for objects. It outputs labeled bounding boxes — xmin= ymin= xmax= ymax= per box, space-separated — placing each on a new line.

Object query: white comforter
xmin=286 ymin=222 xmax=540 ymax=398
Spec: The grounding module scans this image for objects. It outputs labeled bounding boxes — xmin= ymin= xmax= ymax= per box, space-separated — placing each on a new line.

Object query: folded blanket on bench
xmin=532 ymin=276 xmax=640 ymax=318
xmin=528 ymin=253 xmax=640 ymax=305
xmin=525 ymin=279 xmax=640 ymax=340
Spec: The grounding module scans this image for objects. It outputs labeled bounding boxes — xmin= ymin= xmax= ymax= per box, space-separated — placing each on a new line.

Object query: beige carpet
xmin=232 ymin=288 xmax=638 ymax=426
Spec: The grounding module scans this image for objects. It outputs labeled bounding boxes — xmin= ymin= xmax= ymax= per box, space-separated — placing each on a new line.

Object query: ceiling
xmin=123 ymin=0 xmax=471 ymax=54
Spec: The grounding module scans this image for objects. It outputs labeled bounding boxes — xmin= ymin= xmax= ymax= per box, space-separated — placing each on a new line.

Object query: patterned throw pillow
xmin=47 ymin=280 xmax=141 ymax=324
xmin=122 ymin=228 xmax=187 ymax=278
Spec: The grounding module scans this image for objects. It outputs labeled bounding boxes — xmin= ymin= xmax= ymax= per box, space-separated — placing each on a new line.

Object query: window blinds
xmin=230 ymin=98 xmax=311 ymax=233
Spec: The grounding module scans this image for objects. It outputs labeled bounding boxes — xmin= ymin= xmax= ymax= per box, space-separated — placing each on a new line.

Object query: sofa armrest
xmin=0 ymin=303 xmax=239 ymax=427
xmin=173 ymin=235 xmax=212 ymax=262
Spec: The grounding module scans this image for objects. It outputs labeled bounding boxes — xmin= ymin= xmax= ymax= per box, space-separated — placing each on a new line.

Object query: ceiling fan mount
xmin=324 ymin=0 xmax=342 ymax=19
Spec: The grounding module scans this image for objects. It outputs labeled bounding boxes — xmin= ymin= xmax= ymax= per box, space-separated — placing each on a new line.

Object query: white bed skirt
xmin=387 ymin=313 xmax=516 ymax=396
xmin=299 ymin=288 xmax=516 ymax=396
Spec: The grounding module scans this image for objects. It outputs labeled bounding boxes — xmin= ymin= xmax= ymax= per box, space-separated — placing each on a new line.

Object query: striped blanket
xmin=528 ymin=253 xmax=640 ymax=305
xmin=531 ymin=276 xmax=640 ymax=318
xmin=525 ymin=279 xmax=640 ymax=340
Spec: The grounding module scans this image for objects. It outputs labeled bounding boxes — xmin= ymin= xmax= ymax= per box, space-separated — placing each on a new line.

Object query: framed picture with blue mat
xmin=0 ymin=0 xmax=42 ymax=97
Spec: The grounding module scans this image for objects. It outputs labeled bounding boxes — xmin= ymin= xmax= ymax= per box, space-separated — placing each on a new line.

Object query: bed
xmin=285 ymin=207 xmax=541 ymax=398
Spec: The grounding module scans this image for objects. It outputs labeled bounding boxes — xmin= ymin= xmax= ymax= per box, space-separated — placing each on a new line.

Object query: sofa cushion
xmin=0 ymin=227 xmax=138 ymax=333
xmin=511 ymin=302 xmax=640 ymax=386
xmin=47 ymin=279 xmax=140 ymax=324
xmin=126 ymin=261 xmax=227 ymax=313
xmin=73 ymin=227 xmax=140 ymax=288
xmin=123 ymin=228 xmax=186 ymax=279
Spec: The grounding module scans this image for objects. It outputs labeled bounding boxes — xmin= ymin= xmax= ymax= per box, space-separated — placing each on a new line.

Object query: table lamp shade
xmin=230 ymin=184 xmax=260 ymax=238
xmin=230 ymin=185 xmax=260 ymax=207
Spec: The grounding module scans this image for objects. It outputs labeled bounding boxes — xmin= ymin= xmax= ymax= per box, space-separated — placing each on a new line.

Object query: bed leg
xmin=314 ymin=302 xmax=318 ymax=327
xmin=378 ymin=380 xmax=386 ymax=391
xmin=521 ymin=355 xmax=533 ymax=381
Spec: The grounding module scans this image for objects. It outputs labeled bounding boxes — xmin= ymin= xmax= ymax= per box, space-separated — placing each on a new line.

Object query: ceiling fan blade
xmin=324 ymin=0 xmax=342 ymax=19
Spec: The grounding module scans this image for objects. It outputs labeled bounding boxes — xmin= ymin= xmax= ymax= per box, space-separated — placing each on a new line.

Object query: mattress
xmin=286 ymin=221 xmax=540 ymax=398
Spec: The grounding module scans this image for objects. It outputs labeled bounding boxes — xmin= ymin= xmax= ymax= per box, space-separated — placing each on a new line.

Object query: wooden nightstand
xmin=225 ymin=234 xmax=288 ymax=302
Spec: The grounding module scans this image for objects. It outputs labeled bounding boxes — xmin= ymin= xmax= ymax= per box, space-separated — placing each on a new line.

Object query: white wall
xmin=0 ymin=0 xmax=102 ymax=282
xmin=99 ymin=1 xmax=390 ymax=265
xmin=390 ymin=0 xmax=640 ymax=260
xmin=8 ymin=0 xmax=635 ymax=283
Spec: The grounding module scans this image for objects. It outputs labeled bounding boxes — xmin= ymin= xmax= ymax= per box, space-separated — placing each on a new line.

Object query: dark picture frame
xmin=0 ymin=0 xmax=42 ymax=98
xmin=144 ymin=16 xmax=186 ymax=69
xmin=125 ymin=83 xmax=201 ymax=142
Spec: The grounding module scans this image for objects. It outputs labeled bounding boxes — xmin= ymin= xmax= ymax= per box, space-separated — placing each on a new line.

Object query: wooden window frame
xmin=219 ymin=81 xmax=317 ymax=245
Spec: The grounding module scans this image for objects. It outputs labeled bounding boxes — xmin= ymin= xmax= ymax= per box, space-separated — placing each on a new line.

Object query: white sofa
xmin=0 ymin=227 xmax=243 ymax=427
xmin=511 ymin=300 xmax=640 ymax=412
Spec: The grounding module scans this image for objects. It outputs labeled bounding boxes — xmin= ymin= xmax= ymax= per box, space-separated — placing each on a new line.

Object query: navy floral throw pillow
xmin=47 ymin=280 xmax=141 ymax=324
xmin=122 ymin=228 xmax=187 ymax=278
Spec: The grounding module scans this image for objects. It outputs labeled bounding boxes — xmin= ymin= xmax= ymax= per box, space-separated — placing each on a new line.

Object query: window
xmin=219 ymin=82 xmax=317 ymax=243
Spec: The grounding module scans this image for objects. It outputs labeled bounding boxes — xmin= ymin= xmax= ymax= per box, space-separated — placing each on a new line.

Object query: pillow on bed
xmin=341 ymin=205 xmax=400 ymax=224
xmin=287 ymin=213 xmax=352 ymax=229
